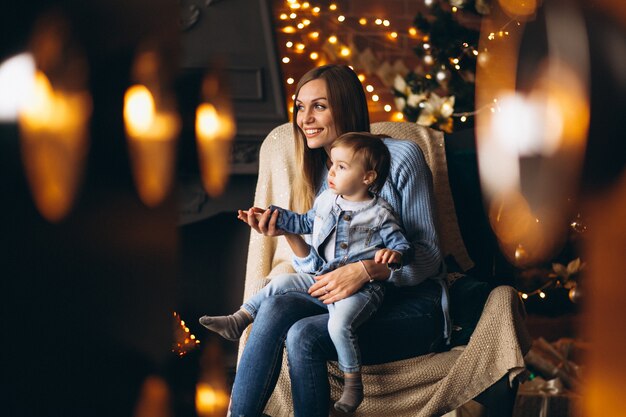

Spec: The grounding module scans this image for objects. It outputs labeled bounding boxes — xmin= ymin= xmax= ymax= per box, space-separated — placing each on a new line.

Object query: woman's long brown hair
xmin=291 ymin=65 xmax=370 ymax=212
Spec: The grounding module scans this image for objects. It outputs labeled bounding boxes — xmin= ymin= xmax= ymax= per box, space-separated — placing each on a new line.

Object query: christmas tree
xmin=393 ymin=0 xmax=489 ymax=132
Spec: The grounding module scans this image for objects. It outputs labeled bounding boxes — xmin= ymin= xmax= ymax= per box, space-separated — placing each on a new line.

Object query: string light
xmin=172 ymin=311 xmax=200 ymax=357
xmin=274 ymin=0 xmax=421 ymax=121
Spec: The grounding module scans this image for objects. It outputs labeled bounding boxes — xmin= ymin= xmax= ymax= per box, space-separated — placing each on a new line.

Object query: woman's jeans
xmin=242 ymin=272 xmax=385 ymax=372
xmin=229 ymin=279 xmax=443 ymax=417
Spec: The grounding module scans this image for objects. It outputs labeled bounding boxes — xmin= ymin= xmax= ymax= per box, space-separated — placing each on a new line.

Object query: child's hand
xmin=237 ymin=207 xmax=265 ymax=226
xmin=374 ymin=249 xmax=402 ymax=265
xmin=237 ymin=207 xmax=285 ymax=236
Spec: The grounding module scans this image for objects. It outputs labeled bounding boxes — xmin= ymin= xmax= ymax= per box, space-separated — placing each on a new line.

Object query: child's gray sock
xmin=334 ymin=371 xmax=364 ymax=413
xmin=198 ymin=309 xmax=253 ymax=341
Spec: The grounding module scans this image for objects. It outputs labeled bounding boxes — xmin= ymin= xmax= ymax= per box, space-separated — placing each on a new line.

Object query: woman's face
xmin=295 ymin=78 xmax=339 ymax=153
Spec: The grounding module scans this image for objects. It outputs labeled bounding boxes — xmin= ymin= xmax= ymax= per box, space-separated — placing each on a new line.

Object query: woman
xmin=229 ymin=64 xmax=447 ymax=417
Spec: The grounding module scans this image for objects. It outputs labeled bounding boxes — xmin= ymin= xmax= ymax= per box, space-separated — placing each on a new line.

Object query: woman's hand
xmin=309 ymin=262 xmax=371 ymax=304
xmin=237 ymin=207 xmax=285 ymax=237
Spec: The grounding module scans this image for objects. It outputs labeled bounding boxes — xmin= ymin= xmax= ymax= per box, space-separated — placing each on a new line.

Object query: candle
xmin=124 ymin=84 xmax=179 ymax=207
xmin=195 ymin=102 xmax=235 ymax=197
xmin=19 ymin=70 xmax=91 ymax=222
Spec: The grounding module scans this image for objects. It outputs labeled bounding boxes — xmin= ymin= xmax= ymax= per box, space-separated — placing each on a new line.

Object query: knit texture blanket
xmin=238 ymin=122 xmax=531 ymax=417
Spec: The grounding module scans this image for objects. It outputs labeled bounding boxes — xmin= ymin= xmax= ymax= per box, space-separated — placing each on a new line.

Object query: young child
xmin=199 ymin=132 xmax=412 ymax=413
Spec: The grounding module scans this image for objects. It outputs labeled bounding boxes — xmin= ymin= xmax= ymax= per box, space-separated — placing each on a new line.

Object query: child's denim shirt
xmin=269 ymin=189 xmax=413 ymax=275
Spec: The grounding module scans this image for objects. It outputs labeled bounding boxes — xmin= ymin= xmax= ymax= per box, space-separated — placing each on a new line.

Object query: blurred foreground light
xmin=195 ymin=383 xmax=229 ymax=416
xmin=0 ymin=53 xmax=36 ymax=122
xmin=195 ymin=71 xmax=236 ymax=197
xmin=476 ymin=0 xmax=590 ymax=267
xmin=498 ymin=0 xmax=538 ymax=19
xmin=19 ymin=71 xmax=91 ymax=222
xmin=124 ymin=84 xmax=180 ymax=208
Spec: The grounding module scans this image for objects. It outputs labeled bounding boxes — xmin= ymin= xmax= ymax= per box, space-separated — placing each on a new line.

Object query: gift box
xmin=513 ymin=337 xmax=585 ymax=417
xmin=513 ymin=377 xmax=581 ymax=417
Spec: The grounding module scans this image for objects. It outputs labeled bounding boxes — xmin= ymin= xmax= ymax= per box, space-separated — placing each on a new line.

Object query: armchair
xmin=239 ymin=122 xmax=531 ymax=417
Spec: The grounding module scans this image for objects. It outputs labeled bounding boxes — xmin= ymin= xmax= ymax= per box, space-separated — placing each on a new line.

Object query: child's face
xmin=328 ymin=146 xmax=375 ymax=200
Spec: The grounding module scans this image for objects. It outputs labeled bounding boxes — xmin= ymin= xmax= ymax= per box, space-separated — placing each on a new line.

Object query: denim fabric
xmin=269 ymin=190 xmax=412 ymax=275
xmin=228 ymin=280 xmax=443 ymax=417
xmin=242 ymin=272 xmax=385 ymax=372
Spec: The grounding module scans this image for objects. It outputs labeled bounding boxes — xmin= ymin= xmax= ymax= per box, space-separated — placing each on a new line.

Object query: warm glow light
xmin=371 ymin=94 xmax=379 ymax=102
xmin=312 ymin=6 xmax=320 ymax=13
xmin=309 ymin=31 xmax=319 ymax=39
xmin=297 ymin=23 xmax=305 ymax=29
xmin=0 ymin=53 xmax=36 ymax=121
xmin=296 ymin=43 xmax=305 ymax=51
xmin=287 ymin=77 xmax=295 ymax=84
xmin=282 ymin=57 xmax=290 ymax=63
xmin=19 ymin=70 xmax=92 ymax=221
xmin=328 ymin=35 xmax=338 ymax=44
xmin=393 ymin=112 xmax=404 ymax=121
xmin=280 ymin=13 xmax=288 ymax=20
xmin=338 ymin=15 xmax=345 ymax=22
xmin=498 ymin=0 xmax=538 ymax=18
xmin=195 ymin=100 xmax=235 ymax=197
xmin=358 ymin=74 xmax=366 ymax=82
xmin=375 ymin=19 xmax=383 ymax=25
xmin=389 ymin=32 xmax=398 ymax=39
xmin=329 ymin=3 xmax=337 ymax=11
xmin=340 ymin=47 xmax=351 ymax=57
xmin=409 ymin=27 xmax=418 ymax=37
xmin=309 ymin=52 xmax=319 ymax=60
xmin=195 ymin=383 xmax=229 ymax=417
xmin=124 ymin=83 xmax=180 ymax=207
xmin=286 ymin=41 xmax=293 ymax=47
xmin=359 ymin=18 xmax=367 ymax=25
xmin=124 ymin=85 xmax=155 ymax=136
xmin=383 ymin=20 xmax=390 ymax=26
xmin=384 ymin=104 xmax=392 ymax=112
xmin=365 ymin=85 xmax=374 ymax=92
xmin=196 ymin=103 xmax=220 ymax=141
xmin=283 ymin=26 xmax=296 ymax=33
